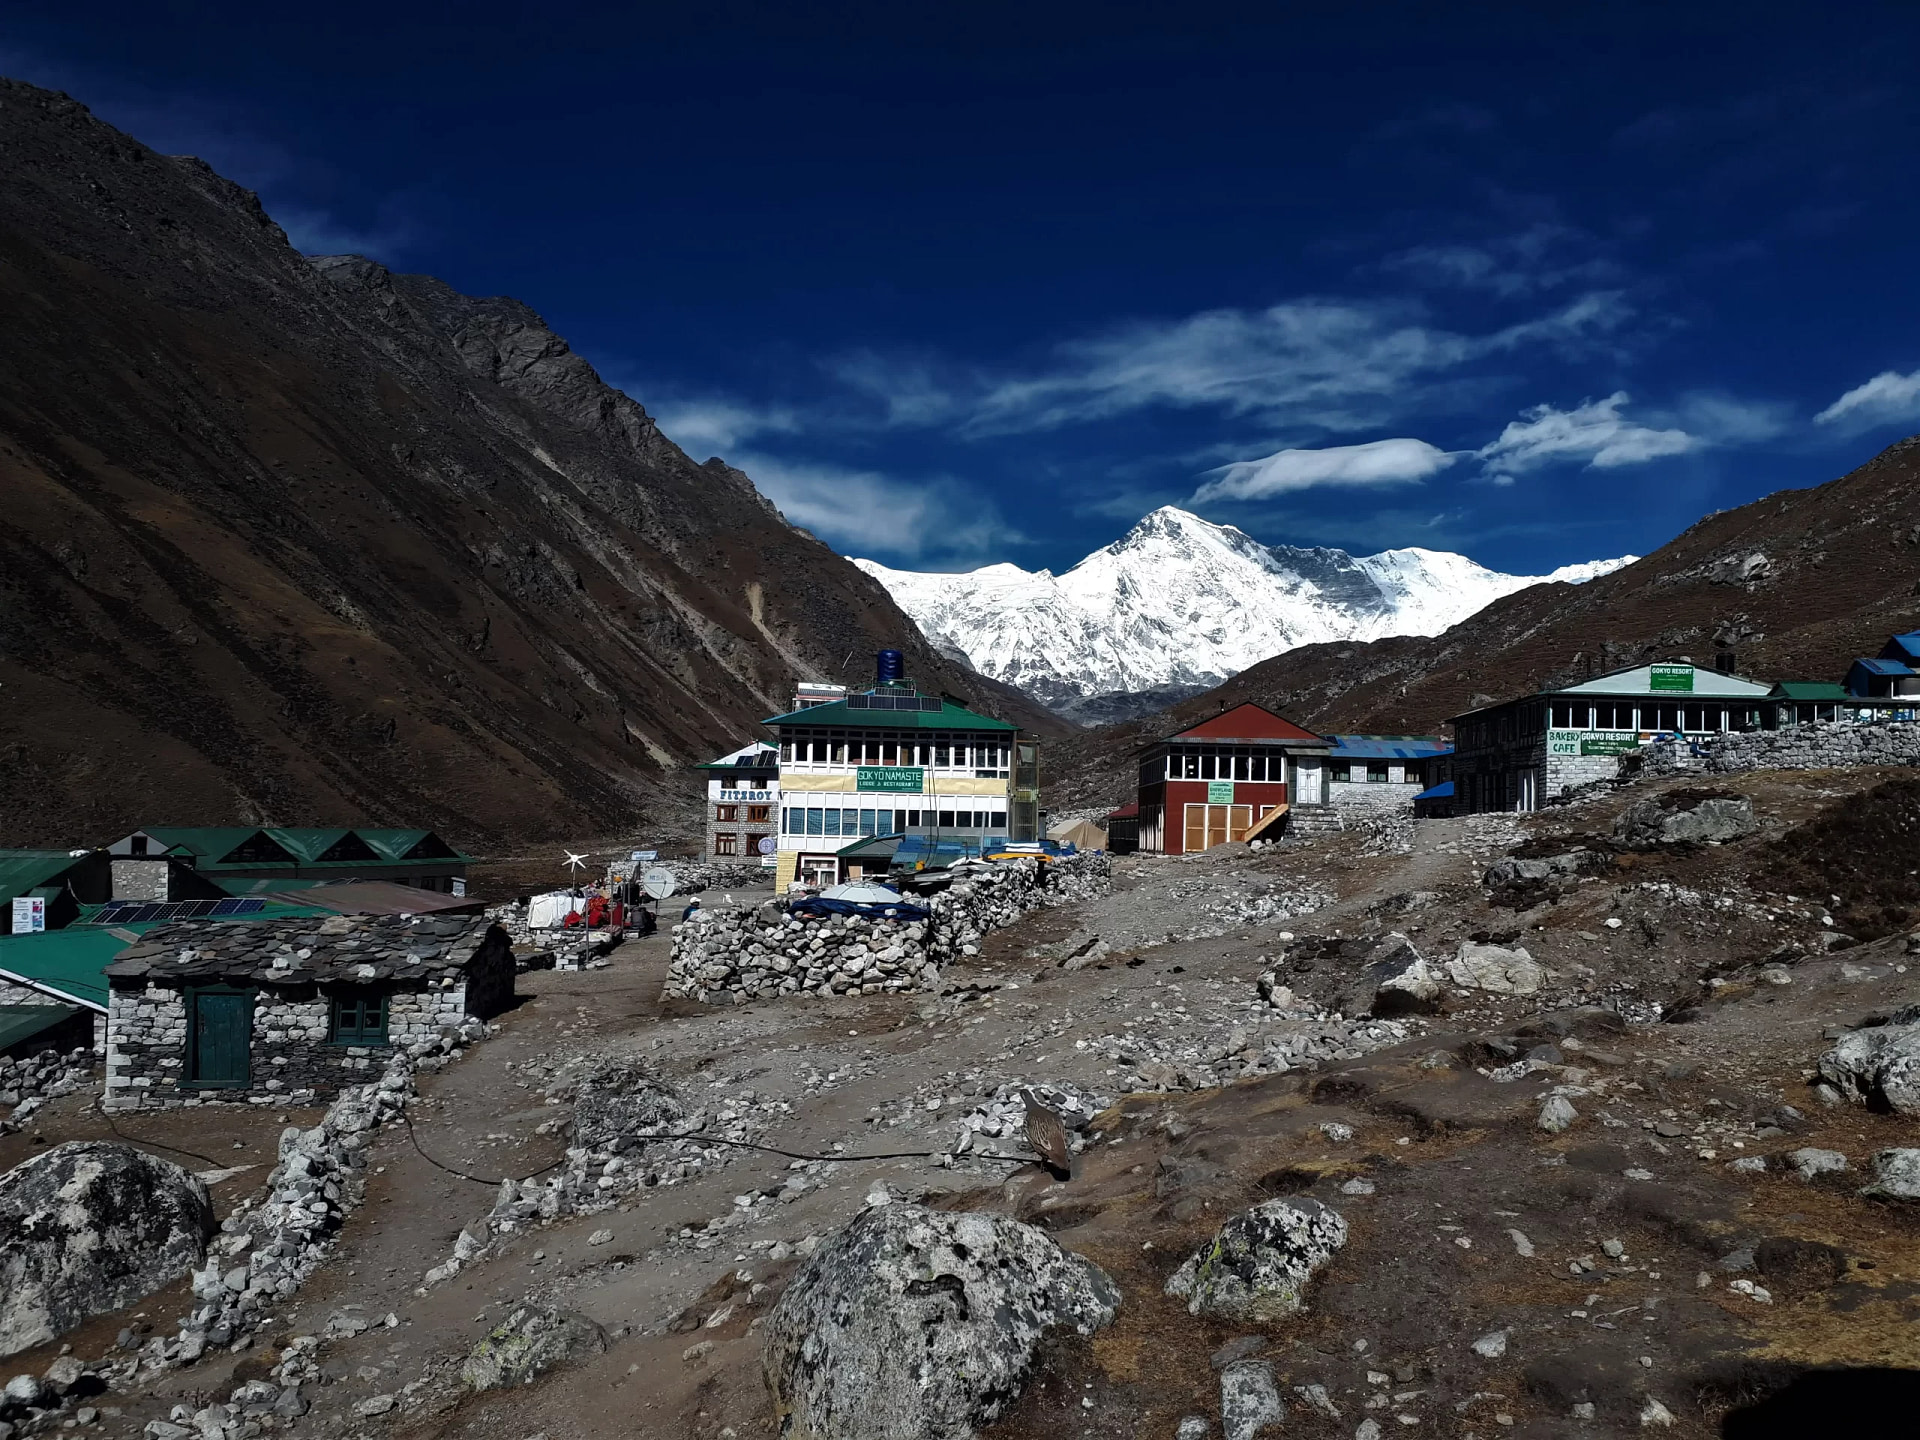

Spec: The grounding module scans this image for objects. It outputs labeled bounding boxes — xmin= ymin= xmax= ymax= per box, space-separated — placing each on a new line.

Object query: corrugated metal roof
xmin=1413 ymin=781 xmax=1455 ymax=801
xmin=1851 ymin=658 xmax=1914 ymax=676
xmin=764 ymin=693 xmax=1016 ymax=732
xmin=0 ymin=851 xmax=86 ymax=904
xmin=298 ymin=883 xmax=483 ymax=916
xmin=1325 ymin=735 xmax=1452 ymax=760
xmin=1771 ymin=681 xmax=1850 ymax=699
xmin=132 ymin=827 xmax=264 ymax=862
xmin=0 ymin=1004 xmax=83 ymax=1052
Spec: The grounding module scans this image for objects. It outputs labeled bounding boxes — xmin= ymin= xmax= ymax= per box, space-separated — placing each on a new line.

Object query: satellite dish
xmin=642 ymin=867 xmax=677 ymax=899
xmin=757 ymin=835 xmax=777 ymax=856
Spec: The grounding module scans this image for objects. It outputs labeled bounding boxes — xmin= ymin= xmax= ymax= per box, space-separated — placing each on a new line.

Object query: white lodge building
xmin=764 ymin=680 xmax=1027 ymax=891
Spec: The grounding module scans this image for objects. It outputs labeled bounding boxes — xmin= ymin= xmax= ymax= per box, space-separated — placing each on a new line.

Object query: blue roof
xmin=1882 ymin=632 xmax=1920 ymax=661
xmin=1413 ymin=781 xmax=1454 ymax=801
xmin=1851 ymin=658 xmax=1914 ymax=676
xmin=1325 ymin=735 xmax=1452 ymax=760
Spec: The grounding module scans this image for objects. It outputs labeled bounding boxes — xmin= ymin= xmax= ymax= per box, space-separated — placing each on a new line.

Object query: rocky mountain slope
xmin=857 ymin=507 xmax=1632 ymax=724
xmin=0 ymin=80 xmax=1064 ymax=850
xmin=1048 ymin=438 xmax=1920 ymax=809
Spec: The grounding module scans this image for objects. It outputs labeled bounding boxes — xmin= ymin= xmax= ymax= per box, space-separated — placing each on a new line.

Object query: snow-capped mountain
xmin=855 ymin=507 xmax=1636 ymax=723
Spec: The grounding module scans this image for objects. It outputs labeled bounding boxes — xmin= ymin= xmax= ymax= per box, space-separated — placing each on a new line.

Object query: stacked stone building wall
xmin=1634 ymin=718 xmax=1920 ymax=780
xmin=105 ymin=978 xmax=470 ymax=1110
xmin=665 ymin=853 xmax=1111 ymax=1005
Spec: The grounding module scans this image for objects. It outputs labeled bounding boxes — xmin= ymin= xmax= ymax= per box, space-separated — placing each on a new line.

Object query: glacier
xmin=855 ymin=506 xmax=1635 ymax=724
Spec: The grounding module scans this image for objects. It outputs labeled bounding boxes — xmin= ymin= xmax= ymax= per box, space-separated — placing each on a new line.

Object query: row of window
xmin=1545 ymin=701 xmax=1762 ymax=733
xmin=1336 ymin=764 xmax=1423 ymax=783
xmin=782 ymin=806 xmax=1008 ymax=837
xmin=1148 ymin=749 xmax=1288 ymax=782
xmin=714 ymin=804 xmax=774 ymax=823
xmin=781 ymin=739 xmax=1009 ymax=771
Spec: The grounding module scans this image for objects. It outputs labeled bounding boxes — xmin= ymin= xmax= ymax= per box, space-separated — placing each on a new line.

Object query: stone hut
xmin=103 ymin=913 xmax=514 ymax=1110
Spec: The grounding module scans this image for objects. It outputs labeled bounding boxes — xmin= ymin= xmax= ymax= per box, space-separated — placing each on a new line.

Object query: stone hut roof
xmin=104 ymin=913 xmax=503 ymax=989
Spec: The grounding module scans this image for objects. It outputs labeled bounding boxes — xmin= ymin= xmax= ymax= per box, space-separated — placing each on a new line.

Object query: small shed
xmin=103 ymin=912 xmax=513 ymax=1110
xmin=1411 ymin=780 xmax=1456 ymax=819
xmin=1104 ymin=803 xmax=1140 ymax=856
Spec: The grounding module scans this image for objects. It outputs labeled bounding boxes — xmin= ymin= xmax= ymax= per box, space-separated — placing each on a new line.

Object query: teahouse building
xmin=765 ymin=657 xmax=1032 ymax=891
xmin=103 ymin=912 xmax=513 ymax=1108
xmin=1134 ymin=702 xmax=1334 ymax=854
xmin=695 ymin=742 xmax=780 ymax=863
xmin=105 ymin=827 xmax=472 ymax=898
xmin=1448 ymin=661 xmax=1773 ymax=813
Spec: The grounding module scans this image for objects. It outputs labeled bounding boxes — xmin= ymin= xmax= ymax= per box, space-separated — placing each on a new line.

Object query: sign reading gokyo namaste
xmin=857 ymin=766 xmax=924 ymax=793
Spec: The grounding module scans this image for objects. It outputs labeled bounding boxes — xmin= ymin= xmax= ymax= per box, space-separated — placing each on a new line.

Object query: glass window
xmin=330 ymin=992 xmax=388 ymax=1047
xmin=1233 ymin=753 xmax=1249 ymax=780
xmin=714 ymin=833 xmax=738 ymax=855
xmin=715 ymin=804 xmax=737 ymax=822
xmin=938 ymin=810 xmax=955 ymax=827
xmin=859 ymin=808 xmax=877 ymax=835
xmin=747 ymin=805 xmax=771 ymax=823
xmin=934 ymin=745 xmax=950 ymax=767
xmin=1200 ymin=753 xmax=1216 ymax=780
xmin=806 ymin=808 xmax=824 ymax=836
xmin=826 ymin=809 xmax=843 ymax=837
xmin=780 ymin=742 xmax=793 ymax=762
xmin=906 ymin=809 xmax=921 ymax=827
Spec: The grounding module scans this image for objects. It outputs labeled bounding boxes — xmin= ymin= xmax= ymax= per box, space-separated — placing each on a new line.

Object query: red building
xmin=1135 ymin=702 xmax=1333 ymax=854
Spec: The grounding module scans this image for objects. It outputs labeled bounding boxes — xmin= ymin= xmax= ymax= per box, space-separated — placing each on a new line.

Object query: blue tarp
xmin=1411 ymin=781 xmax=1454 ymax=801
xmin=787 ymin=896 xmax=931 ymax=921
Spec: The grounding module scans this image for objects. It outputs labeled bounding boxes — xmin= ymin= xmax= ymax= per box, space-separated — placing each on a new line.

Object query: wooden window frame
xmin=329 ymin=991 xmax=390 ymax=1047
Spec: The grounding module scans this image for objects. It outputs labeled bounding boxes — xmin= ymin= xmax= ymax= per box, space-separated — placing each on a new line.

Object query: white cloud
xmin=1380 ymin=224 xmax=1622 ymax=299
xmin=1477 ymin=392 xmax=1698 ymax=478
xmin=647 ymin=397 xmax=800 ymax=454
xmin=273 ymin=207 xmax=414 ymax=262
xmin=732 ymin=451 xmax=1015 ymax=565
xmin=1193 ymin=438 xmax=1458 ymax=501
xmin=1814 ymin=369 xmax=1920 ymax=429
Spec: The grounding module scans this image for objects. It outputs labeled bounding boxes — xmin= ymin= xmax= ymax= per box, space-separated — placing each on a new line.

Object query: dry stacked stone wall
xmin=665 ymin=854 xmax=1112 ymax=1005
xmin=1635 ymin=718 xmax=1920 ymax=779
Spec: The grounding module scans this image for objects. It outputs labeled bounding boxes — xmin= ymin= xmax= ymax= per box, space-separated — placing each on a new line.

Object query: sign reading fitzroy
xmin=1549 ymin=729 xmax=1641 ymax=757
xmin=1206 ymin=780 xmax=1235 ymax=804
xmin=1649 ymin=663 xmax=1696 ymax=693
xmin=857 ymin=766 xmax=924 ymax=793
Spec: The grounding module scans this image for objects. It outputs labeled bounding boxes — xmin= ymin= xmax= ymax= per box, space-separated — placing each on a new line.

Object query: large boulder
xmin=1614 ymin=789 xmax=1756 ymax=849
xmin=460 ymin=1304 xmax=609 ymax=1389
xmin=1447 ymin=942 xmax=1547 ymax=995
xmin=1817 ymin=1020 xmax=1920 ymax=1114
xmin=1330 ymin=934 xmax=1443 ymax=1018
xmin=1165 ymin=1197 xmax=1348 ymax=1324
xmin=571 ymin=1060 xmax=685 ymax=1152
xmin=1861 ymin=1148 xmax=1920 ymax=1201
xmin=763 ymin=1202 xmax=1120 ymax=1440
xmin=0 ymin=1141 xmax=215 ymax=1357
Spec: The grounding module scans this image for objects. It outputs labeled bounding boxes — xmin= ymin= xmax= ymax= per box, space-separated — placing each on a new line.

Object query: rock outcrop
xmin=1165 ymin=1197 xmax=1348 ymax=1324
xmin=1614 ymin=790 xmax=1757 ymax=848
xmin=1447 ymin=942 xmax=1547 ymax=995
xmin=0 ymin=1142 xmax=214 ymax=1357
xmin=763 ymin=1203 xmax=1120 ymax=1440
xmin=461 ymin=1305 xmax=609 ymax=1390
xmin=1819 ymin=1018 xmax=1920 ymax=1114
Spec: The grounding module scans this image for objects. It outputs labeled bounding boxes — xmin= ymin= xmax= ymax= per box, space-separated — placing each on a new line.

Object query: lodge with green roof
xmin=105 ymin=826 xmax=472 ymax=898
xmin=763 ymin=659 xmax=1039 ymax=891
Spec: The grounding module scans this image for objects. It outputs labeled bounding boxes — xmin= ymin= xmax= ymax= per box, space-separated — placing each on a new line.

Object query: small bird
xmin=1022 ymin=1089 xmax=1072 ymax=1181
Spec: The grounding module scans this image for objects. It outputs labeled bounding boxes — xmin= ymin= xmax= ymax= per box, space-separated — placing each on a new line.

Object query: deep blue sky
xmin=8 ymin=2 xmax=1920 ymax=575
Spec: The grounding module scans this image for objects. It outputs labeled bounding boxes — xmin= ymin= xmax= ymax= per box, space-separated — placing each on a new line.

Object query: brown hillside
xmin=1051 ymin=437 xmax=1920 ymax=808
xmin=0 ymin=79 xmax=1065 ymax=850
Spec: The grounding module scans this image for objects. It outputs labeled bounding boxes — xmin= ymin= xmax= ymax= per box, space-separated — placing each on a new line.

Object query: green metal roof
xmin=134 ymin=827 xmax=267 ymax=862
xmin=356 ymin=829 xmax=471 ymax=862
xmin=0 ymin=1004 xmax=84 ymax=1052
xmin=0 ymin=900 xmax=334 ymax=1011
xmin=262 ymin=828 xmax=354 ymax=863
xmin=763 ymin=695 xmax=1016 ymax=732
xmin=1771 ymin=681 xmax=1850 ymax=700
xmin=0 ymin=851 xmax=87 ymax=904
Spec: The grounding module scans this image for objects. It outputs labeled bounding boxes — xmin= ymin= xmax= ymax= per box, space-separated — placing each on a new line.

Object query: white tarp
xmin=526 ymin=891 xmax=583 ymax=929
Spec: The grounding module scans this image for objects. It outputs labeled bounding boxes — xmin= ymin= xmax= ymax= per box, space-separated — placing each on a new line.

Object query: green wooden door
xmin=189 ymin=989 xmax=252 ymax=1089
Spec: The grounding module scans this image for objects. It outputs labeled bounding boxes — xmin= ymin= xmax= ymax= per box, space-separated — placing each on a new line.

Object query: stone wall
xmin=105 ymin=978 xmax=472 ymax=1110
xmin=1634 ymin=718 xmax=1920 ymax=779
xmin=665 ymin=854 xmax=1112 ymax=1005
xmin=1327 ymin=781 xmax=1417 ymax=812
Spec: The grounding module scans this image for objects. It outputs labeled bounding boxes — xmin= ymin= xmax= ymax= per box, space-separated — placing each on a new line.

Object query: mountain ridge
xmin=0 ymin=78 xmax=1062 ymax=850
xmin=857 ymin=506 xmax=1633 ymax=723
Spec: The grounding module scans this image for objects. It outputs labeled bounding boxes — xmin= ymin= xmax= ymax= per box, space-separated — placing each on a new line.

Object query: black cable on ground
xmin=399 ymin=1109 xmax=1031 ymax=1186
xmin=95 ymin=1104 xmax=231 ymax=1169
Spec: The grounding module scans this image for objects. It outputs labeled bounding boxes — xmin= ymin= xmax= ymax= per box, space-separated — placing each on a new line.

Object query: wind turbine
xmin=563 ymin=851 xmax=589 ymax=884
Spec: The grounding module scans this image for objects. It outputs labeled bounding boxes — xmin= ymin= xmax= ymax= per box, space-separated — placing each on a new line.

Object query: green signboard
xmin=1206 ymin=780 xmax=1235 ymax=804
xmin=1649 ymin=663 xmax=1695 ymax=693
xmin=1549 ymin=729 xmax=1641 ymax=757
xmin=856 ymin=766 xmax=924 ymax=793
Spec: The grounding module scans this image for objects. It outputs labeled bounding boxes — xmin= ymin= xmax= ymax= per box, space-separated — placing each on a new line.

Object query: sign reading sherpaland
xmin=1649 ymin=663 xmax=1695 ymax=693
xmin=857 ymin=766 xmax=925 ymax=793
xmin=1206 ymin=779 xmax=1235 ymax=804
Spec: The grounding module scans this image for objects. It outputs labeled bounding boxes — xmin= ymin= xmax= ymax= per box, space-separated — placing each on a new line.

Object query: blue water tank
xmin=876 ymin=649 xmax=905 ymax=684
